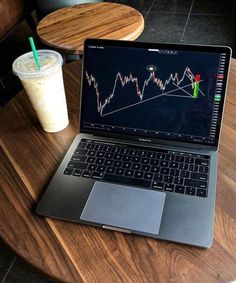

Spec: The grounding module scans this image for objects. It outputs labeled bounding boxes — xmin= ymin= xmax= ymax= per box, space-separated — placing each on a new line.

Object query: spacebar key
xmin=103 ymin=174 xmax=151 ymax=188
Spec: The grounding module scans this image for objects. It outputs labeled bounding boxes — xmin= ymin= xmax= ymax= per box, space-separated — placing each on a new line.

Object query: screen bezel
xmin=79 ymin=38 xmax=232 ymax=149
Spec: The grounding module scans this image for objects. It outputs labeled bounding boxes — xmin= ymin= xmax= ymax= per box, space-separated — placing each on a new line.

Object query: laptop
xmin=36 ymin=38 xmax=231 ymax=248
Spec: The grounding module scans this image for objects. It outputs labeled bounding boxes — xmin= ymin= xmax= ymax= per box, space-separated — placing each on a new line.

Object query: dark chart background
xmin=82 ymin=46 xmax=221 ymax=142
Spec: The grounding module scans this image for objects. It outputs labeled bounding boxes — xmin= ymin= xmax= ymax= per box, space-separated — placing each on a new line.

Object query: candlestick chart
xmin=85 ymin=67 xmax=204 ymax=117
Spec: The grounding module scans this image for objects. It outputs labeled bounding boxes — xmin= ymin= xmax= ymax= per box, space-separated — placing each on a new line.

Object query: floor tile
xmin=151 ymin=0 xmax=193 ymax=14
xmin=3 ymin=257 xmax=53 ymax=283
xmin=117 ymin=0 xmax=154 ymax=17
xmin=182 ymin=15 xmax=235 ymax=47
xmin=191 ymin=0 xmax=234 ymax=15
xmin=0 ymin=239 xmax=15 ymax=282
xmin=138 ymin=12 xmax=188 ymax=43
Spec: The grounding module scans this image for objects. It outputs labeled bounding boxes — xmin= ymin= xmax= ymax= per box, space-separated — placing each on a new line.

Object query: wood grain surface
xmin=37 ymin=2 xmax=144 ymax=54
xmin=0 ymin=59 xmax=236 ymax=283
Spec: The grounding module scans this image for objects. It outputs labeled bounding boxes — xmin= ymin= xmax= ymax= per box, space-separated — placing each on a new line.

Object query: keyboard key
xmin=185 ymin=187 xmax=196 ymax=195
xmin=184 ymin=179 xmax=207 ymax=189
xmin=180 ymin=170 xmax=190 ymax=178
xmin=169 ymin=162 xmax=178 ymax=168
xmin=175 ymin=156 xmax=184 ymax=162
xmin=82 ymin=170 xmax=92 ymax=178
xmin=199 ymin=166 xmax=209 ymax=173
xmin=88 ymin=164 xmax=97 ymax=171
xmin=104 ymin=159 xmax=113 ymax=166
xmin=75 ymin=148 xmax=88 ymax=155
xmin=160 ymin=168 xmax=170 ymax=175
xmin=94 ymin=144 xmax=104 ymax=151
xmin=120 ymin=148 xmax=129 ymax=154
xmin=134 ymin=171 xmax=144 ymax=178
xmin=132 ymin=156 xmax=140 ymax=162
xmin=105 ymin=152 xmax=113 ymax=159
xmin=163 ymin=176 xmax=173 ymax=183
xmin=97 ymin=165 xmax=106 ymax=173
xmin=196 ymin=189 xmax=207 ymax=198
xmin=71 ymin=155 xmax=86 ymax=162
xmin=138 ymin=150 xmax=147 ymax=157
xmin=132 ymin=163 xmax=141 ymax=170
xmin=141 ymin=157 xmax=150 ymax=164
xmin=154 ymin=174 xmax=163 ymax=181
xmin=85 ymin=143 xmax=95 ymax=149
xmin=122 ymin=162 xmax=131 ymax=169
xmin=189 ymin=164 xmax=198 ymax=172
xmin=95 ymin=158 xmax=105 ymax=164
xmin=175 ymin=185 xmax=185 ymax=194
xmin=179 ymin=163 xmax=188 ymax=170
xmin=152 ymin=181 xmax=164 ymax=190
xmin=150 ymin=166 xmax=159 ymax=173
xmin=114 ymin=153 xmax=122 ymax=160
xmin=67 ymin=161 xmax=87 ymax=170
xmin=63 ymin=168 xmax=74 ymax=175
xmin=113 ymin=161 xmax=122 ymax=167
xmin=156 ymin=153 xmax=165 ymax=159
xmin=129 ymin=149 xmax=137 ymax=155
xmin=195 ymin=158 xmax=209 ymax=166
xmin=112 ymin=146 xmax=120 ymax=153
xmin=124 ymin=169 xmax=134 ymax=177
xmin=106 ymin=167 xmax=115 ymax=174
xmin=160 ymin=160 xmax=169 ymax=167
xmin=174 ymin=177 xmax=184 ymax=185
xmin=185 ymin=157 xmax=194 ymax=164
xmin=150 ymin=159 xmax=159 ymax=165
xmin=164 ymin=184 xmax=174 ymax=192
xmin=147 ymin=151 xmax=156 ymax=158
xmin=190 ymin=172 xmax=208 ymax=181
xmin=165 ymin=154 xmax=175 ymax=161
xmin=96 ymin=152 xmax=104 ymax=157
xmin=91 ymin=172 xmax=103 ymax=180
xmin=123 ymin=155 xmax=131 ymax=162
xmin=87 ymin=157 xmax=96 ymax=163
xmin=115 ymin=168 xmax=125 ymax=175
xmin=77 ymin=142 xmax=86 ymax=148
xmin=103 ymin=145 xmax=112 ymax=152
xmin=144 ymin=172 xmax=153 ymax=180
xmin=88 ymin=150 xmax=96 ymax=156
xmin=141 ymin=165 xmax=150 ymax=172
xmin=170 ymin=169 xmax=180 ymax=176
xmin=103 ymin=174 xmax=151 ymax=188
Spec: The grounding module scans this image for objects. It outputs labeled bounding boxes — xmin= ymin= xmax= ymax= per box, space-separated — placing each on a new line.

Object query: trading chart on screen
xmin=81 ymin=44 xmax=227 ymax=144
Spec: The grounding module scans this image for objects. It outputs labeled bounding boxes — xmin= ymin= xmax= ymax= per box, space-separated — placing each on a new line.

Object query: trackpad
xmin=80 ymin=182 xmax=166 ymax=234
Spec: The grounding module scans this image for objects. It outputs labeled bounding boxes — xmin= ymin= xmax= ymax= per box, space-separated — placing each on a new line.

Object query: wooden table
xmin=37 ymin=2 xmax=144 ymax=54
xmin=0 ymin=59 xmax=236 ymax=283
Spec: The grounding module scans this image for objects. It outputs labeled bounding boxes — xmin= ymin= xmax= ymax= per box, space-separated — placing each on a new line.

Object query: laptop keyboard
xmin=63 ymin=139 xmax=210 ymax=198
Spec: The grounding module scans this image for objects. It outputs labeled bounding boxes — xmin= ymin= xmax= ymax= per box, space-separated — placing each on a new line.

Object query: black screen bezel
xmin=80 ymin=38 xmax=231 ymax=149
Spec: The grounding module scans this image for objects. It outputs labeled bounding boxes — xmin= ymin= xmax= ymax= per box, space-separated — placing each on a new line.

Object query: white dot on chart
xmin=146 ymin=64 xmax=157 ymax=72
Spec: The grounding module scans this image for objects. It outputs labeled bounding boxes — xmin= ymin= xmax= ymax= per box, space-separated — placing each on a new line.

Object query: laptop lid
xmin=80 ymin=39 xmax=231 ymax=149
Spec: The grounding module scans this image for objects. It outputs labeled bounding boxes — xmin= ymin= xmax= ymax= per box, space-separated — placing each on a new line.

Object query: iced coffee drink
xmin=12 ymin=50 xmax=69 ymax=132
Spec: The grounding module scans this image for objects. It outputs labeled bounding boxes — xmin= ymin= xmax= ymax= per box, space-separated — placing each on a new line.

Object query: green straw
xmin=29 ymin=37 xmax=41 ymax=70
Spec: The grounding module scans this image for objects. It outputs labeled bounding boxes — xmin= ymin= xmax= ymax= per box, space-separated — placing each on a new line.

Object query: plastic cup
xmin=12 ymin=50 xmax=69 ymax=132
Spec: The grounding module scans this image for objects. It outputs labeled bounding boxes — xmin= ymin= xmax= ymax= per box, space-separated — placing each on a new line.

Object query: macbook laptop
xmin=36 ymin=39 xmax=231 ymax=248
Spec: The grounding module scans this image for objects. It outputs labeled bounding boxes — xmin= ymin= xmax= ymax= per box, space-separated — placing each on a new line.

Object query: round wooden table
xmin=0 ymin=60 xmax=236 ymax=282
xmin=37 ymin=2 xmax=144 ymax=54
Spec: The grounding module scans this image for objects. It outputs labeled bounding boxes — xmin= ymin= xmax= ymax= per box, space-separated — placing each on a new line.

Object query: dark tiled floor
xmin=0 ymin=0 xmax=235 ymax=281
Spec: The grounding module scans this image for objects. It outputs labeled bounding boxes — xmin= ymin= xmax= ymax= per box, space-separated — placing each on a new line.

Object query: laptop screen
xmin=80 ymin=39 xmax=231 ymax=147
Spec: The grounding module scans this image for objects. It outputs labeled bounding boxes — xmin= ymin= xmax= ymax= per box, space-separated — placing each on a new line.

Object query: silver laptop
xmin=36 ymin=39 xmax=231 ymax=248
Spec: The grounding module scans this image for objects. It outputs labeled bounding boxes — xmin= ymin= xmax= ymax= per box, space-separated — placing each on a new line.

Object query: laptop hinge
xmin=102 ymin=225 xmax=132 ymax=234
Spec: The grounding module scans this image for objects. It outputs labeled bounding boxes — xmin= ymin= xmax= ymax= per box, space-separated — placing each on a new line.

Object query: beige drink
xmin=13 ymin=50 xmax=69 ymax=132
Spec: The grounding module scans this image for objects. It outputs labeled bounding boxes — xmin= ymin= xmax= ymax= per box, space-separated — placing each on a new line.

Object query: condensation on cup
xmin=12 ymin=50 xmax=69 ymax=132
